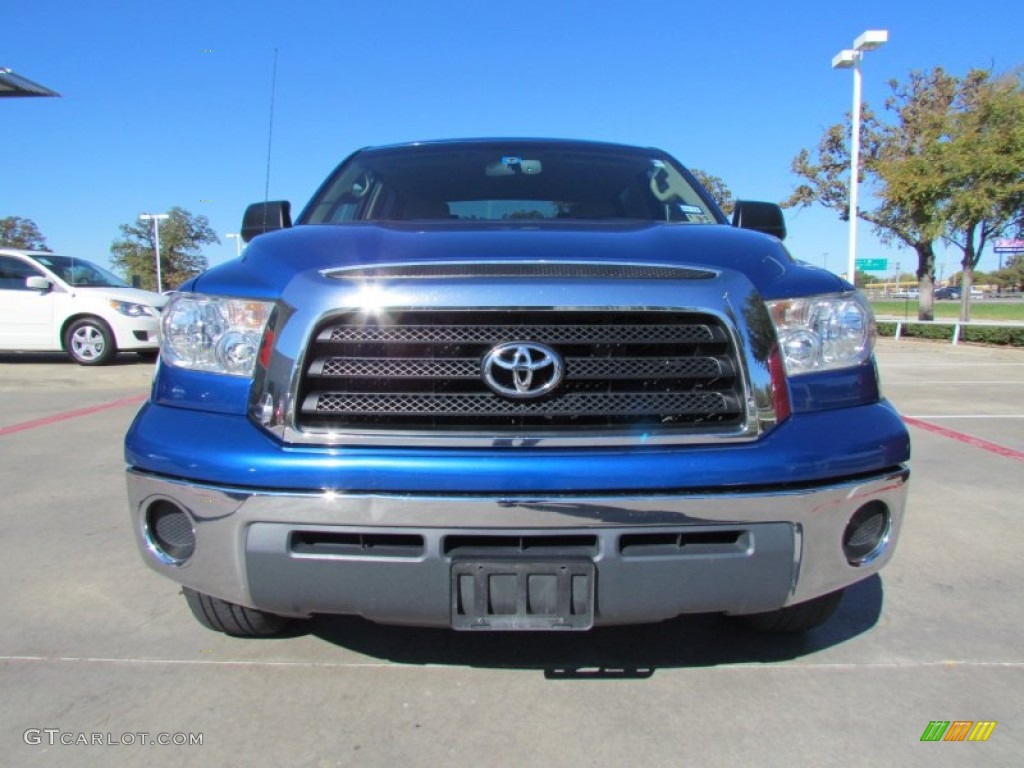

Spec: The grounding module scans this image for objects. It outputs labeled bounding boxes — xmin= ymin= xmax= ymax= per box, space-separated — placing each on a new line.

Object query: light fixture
xmin=832 ymin=30 xmax=888 ymax=287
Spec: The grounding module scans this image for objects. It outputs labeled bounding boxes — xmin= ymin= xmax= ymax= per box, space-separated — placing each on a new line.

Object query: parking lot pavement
xmin=878 ymin=339 xmax=1024 ymax=452
xmin=1 ymin=340 xmax=1022 ymax=767
xmin=0 ymin=353 xmax=153 ymax=431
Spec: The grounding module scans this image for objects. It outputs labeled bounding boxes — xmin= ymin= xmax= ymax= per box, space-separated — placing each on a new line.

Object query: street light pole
xmin=848 ymin=57 xmax=863 ymax=286
xmin=139 ymin=213 xmax=169 ymax=292
xmin=832 ymin=30 xmax=888 ymax=289
xmin=225 ymin=232 xmax=243 ymax=257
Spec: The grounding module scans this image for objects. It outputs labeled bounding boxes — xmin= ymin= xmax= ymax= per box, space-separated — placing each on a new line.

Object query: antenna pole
xmin=264 ymin=48 xmax=279 ymax=212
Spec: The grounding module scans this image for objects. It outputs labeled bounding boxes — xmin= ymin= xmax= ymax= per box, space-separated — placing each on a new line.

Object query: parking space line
xmin=903 ymin=416 xmax=1024 ymax=463
xmin=904 ymin=414 xmax=1024 ymax=419
xmin=892 ymin=381 xmax=1023 ymax=385
xmin=0 ymin=394 xmax=147 ymax=437
xmin=881 ymin=363 xmax=1024 ymax=367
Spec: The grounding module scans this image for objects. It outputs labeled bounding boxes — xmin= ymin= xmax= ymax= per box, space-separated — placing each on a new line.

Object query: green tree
xmin=936 ymin=70 xmax=1024 ymax=319
xmin=948 ymin=269 xmax=993 ymax=286
xmin=992 ymin=254 xmax=1024 ymax=291
xmin=868 ymin=69 xmax=961 ymax=319
xmin=787 ymin=67 xmax=1024 ymax=322
xmin=857 ymin=270 xmax=881 ymax=286
xmin=785 ymin=80 xmax=949 ymax=320
xmin=0 ymin=216 xmax=51 ymax=251
xmin=690 ymin=168 xmax=734 ymax=216
xmin=110 ymin=207 xmax=217 ymax=291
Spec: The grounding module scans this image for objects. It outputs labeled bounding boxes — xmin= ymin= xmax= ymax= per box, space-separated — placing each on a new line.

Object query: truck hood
xmin=189 ymin=221 xmax=847 ymax=299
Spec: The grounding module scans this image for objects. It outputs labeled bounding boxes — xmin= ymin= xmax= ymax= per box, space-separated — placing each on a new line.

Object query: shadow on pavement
xmin=0 ymin=351 xmax=154 ymax=366
xmin=304 ymin=575 xmax=883 ymax=675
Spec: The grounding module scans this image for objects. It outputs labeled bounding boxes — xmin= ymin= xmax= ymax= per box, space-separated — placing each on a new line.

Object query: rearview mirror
xmin=241 ymin=201 xmax=292 ymax=243
xmin=485 ymin=157 xmax=542 ymax=177
xmin=25 ymin=276 xmax=52 ymax=292
xmin=731 ymin=200 xmax=786 ymax=240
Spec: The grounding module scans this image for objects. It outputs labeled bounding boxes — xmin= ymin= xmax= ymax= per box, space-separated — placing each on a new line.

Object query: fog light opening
xmin=842 ymin=501 xmax=890 ymax=566
xmin=144 ymin=500 xmax=196 ymax=565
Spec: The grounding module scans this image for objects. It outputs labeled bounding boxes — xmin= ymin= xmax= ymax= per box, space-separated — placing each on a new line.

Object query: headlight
xmin=766 ymin=293 xmax=875 ymax=375
xmin=109 ymin=300 xmax=158 ymax=318
xmin=162 ymin=294 xmax=274 ymax=376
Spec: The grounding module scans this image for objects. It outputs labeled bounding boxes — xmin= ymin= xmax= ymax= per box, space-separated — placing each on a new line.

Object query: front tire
xmin=731 ymin=589 xmax=844 ymax=633
xmin=65 ymin=317 xmax=116 ymax=365
xmin=182 ymin=588 xmax=290 ymax=637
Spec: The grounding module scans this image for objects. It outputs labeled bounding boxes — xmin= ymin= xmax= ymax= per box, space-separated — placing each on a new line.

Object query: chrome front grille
xmin=295 ymin=310 xmax=745 ymax=435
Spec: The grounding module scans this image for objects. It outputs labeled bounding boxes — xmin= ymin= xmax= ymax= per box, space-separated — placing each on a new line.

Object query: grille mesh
xmin=312 ymin=391 xmax=730 ymax=416
xmin=317 ymin=356 xmax=723 ymax=380
xmin=325 ymin=324 xmax=716 ymax=344
xmin=567 ymin=357 xmax=722 ymax=379
xmin=296 ymin=310 xmax=743 ymax=434
xmin=321 ymin=358 xmax=480 ymax=378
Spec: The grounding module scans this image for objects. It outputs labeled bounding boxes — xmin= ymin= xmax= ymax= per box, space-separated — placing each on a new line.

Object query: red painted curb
xmin=0 ymin=394 xmax=148 ymax=437
xmin=903 ymin=416 xmax=1024 ymax=464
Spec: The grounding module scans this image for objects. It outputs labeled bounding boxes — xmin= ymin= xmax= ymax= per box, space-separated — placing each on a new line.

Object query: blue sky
xmin=3 ymin=0 xmax=1021 ymax=280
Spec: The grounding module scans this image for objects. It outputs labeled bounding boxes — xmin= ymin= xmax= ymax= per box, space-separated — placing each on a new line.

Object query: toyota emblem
xmin=482 ymin=342 xmax=564 ymax=399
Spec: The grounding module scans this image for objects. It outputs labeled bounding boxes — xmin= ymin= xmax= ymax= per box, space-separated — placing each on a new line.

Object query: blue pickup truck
xmin=125 ymin=139 xmax=910 ymax=636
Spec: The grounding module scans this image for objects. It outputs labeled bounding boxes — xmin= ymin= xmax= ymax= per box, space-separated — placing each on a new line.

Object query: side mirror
xmin=732 ymin=200 xmax=786 ymax=241
xmin=241 ymin=200 xmax=292 ymax=243
xmin=25 ymin=276 xmax=52 ymax=292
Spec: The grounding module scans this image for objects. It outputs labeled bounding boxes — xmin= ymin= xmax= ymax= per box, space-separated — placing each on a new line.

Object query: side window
xmin=0 ymin=256 xmax=45 ymax=291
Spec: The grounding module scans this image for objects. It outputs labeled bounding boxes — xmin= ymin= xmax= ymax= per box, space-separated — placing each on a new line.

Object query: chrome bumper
xmin=127 ymin=467 xmax=909 ymax=626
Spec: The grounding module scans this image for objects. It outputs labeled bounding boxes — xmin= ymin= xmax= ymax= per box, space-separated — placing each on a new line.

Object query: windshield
xmin=301 ymin=143 xmax=721 ymax=225
xmin=33 ymin=254 xmax=130 ymax=288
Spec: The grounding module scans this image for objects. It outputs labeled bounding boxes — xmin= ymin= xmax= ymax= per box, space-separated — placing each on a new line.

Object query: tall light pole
xmin=832 ymin=29 xmax=888 ymax=288
xmin=139 ymin=213 xmax=169 ymax=292
xmin=225 ymin=232 xmax=243 ymax=257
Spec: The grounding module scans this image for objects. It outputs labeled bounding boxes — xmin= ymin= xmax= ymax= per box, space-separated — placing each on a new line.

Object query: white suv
xmin=0 ymin=248 xmax=167 ymax=365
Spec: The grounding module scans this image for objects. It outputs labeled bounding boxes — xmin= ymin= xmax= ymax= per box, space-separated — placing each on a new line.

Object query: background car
xmin=892 ymin=288 xmax=920 ymax=299
xmin=0 ymin=248 xmax=166 ymax=364
xmin=934 ymin=286 xmax=961 ymax=300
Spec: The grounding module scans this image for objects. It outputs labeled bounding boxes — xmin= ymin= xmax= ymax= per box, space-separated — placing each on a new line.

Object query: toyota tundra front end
xmin=125 ymin=139 xmax=909 ymax=636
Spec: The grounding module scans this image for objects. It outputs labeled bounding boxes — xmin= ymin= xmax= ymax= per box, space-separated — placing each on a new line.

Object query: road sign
xmin=855 ymin=258 xmax=888 ymax=271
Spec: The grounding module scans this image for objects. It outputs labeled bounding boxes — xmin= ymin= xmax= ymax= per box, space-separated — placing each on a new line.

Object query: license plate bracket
xmin=451 ymin=560 xmax=595 ymax=630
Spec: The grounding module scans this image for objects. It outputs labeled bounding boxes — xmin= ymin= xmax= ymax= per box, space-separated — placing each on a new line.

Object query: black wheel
xmin=182 ymin=587 xmax=290 ymax=637
xmin=731 ymin=589 xmax=844 ymax=633
xmin=64 ymin=317 xmax=116 ymax=365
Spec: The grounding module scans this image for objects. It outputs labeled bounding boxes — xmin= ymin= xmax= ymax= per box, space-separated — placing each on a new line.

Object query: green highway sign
xmin=856 ymin=258 xmax=888 ymax=271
